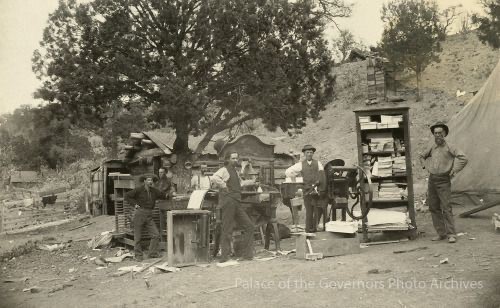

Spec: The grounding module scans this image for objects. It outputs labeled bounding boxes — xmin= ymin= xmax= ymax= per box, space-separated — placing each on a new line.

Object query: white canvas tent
xmin=446 ymin=58 xmax=500 ymax=204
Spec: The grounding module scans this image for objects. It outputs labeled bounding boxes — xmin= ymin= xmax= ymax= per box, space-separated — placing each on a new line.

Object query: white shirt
xmin=191 ymin=175 xmax=212 ymax=190
xmin=285 ymin=160 xmax=324 ymax=178
xmin=211 ymin=166 xmax=255 ymax=189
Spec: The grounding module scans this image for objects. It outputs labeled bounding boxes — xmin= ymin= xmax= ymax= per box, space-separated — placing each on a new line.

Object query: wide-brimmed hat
xmin=139 ymin=173 xmax=159 ymax=182
xmin=430 ymin=121 xmax=449 ymax=136
xmin=301 ymin=144 xmax=316 ymax=153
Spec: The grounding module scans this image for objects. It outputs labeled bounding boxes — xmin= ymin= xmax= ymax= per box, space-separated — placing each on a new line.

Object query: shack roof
xmin=142 ymin=131 xmax=294 ymax=156
xmin=10 ymin=171 xmax=38 ymax=183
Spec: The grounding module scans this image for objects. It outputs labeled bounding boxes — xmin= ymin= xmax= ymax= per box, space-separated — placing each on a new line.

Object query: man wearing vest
xmin=212 ymin=151 xmax=256 ymax=262
xmin=285 ymin=144 xmax=327 ymax=233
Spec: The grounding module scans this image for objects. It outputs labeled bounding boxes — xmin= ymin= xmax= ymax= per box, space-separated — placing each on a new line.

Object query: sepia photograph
xmin=0 ymin=0 xmax=499 ymax=307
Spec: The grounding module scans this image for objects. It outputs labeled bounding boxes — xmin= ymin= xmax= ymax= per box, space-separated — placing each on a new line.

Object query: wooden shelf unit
xmin=354 ymin=107 xmax=416 ymax=233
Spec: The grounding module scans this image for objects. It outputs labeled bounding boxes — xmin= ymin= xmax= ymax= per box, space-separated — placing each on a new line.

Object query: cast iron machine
xmin=324 ymin=160 xmax=373 ymax=241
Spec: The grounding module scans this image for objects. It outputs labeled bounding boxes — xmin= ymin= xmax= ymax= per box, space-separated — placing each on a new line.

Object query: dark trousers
xmin=428 ymin=174 xmax=456 ymax=236
xmin=304 ymin=194 xmax=321 ymax=232
xmin=133 ymin=208 xmax=159 ymax=256
xmin=220 ymin=196 xmax=254 ymax=260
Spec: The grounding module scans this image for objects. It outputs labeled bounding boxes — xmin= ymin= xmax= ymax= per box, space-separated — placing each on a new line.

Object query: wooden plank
xmin=459 ymin=200 xmax=500 ymax=218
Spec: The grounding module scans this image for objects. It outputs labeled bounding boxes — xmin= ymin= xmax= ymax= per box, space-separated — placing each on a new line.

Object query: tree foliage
xmin=472 ymin=0 xmax=500 ymax=49
xmin=33 ymin=0 xmax=342 ymax=155
xmin=379 ymin=0 xmax=446 ymax=101
xmin=331 ymin=29 xmax=367 ymax=63
xmin=0 ymin=105 xmax=92 ymax=170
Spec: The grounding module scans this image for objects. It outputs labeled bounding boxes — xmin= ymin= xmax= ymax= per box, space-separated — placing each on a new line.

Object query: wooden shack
xmin=121 ymin=132 xmax=295 ymax=192
xmin=89 ymin=159 xmax=127 ymax=215
xmin=9 ymin=171 xmax=39 ymax=189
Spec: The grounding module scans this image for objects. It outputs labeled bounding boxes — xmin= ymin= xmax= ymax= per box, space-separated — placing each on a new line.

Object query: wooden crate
xmin=167 ymin=210 xmax=211 ymax=266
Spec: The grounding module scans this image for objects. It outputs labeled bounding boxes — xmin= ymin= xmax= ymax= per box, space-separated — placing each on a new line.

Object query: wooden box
xmin=114 ymin=178 xmax=135 ymax=189
xmin=167 ymin=210 xmax=211 ymax=266
xmin=295 ymin=232 xmax=360 ymax=259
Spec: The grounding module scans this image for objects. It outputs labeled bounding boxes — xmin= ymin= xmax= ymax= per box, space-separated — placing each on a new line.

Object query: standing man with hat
xmin=419 ymin=121 xmax=468 ymax=243
xmin=212 ymin=151 xmax=256 ymax=262
xmin=285 ymin=144 xmax=327 ymax=233
xmin=125 ymin=174 xmax=166 ymax=261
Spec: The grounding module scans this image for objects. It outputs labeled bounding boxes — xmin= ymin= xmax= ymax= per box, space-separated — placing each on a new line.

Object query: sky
xmin=0 ymin=0 xmax=486 ymax=115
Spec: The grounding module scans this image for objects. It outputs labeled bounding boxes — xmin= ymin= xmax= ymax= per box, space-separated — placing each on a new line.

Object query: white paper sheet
xmin=187 ymin=190 xmax=209 ymax=209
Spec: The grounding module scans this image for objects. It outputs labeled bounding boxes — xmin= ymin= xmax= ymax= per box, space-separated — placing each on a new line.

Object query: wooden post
xmin=1 ymin=201 xmax=5 ymax=233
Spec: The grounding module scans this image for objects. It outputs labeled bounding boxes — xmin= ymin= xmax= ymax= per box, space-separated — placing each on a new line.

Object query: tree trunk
xmin=416 ymin=69 xmax=421 ymax=102
xmin=173 ymin=123 xmax=190 ymax=154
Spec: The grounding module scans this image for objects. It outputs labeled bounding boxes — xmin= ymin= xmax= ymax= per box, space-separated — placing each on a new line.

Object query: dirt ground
xmin=0 ymin=201 xmax=499 ymax=308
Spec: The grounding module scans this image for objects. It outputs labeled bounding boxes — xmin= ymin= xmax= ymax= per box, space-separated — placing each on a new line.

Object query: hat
xmin=139 ymin=174 xmax=159 ymax=182
xmin=301 ymin=144 xmax=316 ymax=153
xmin=430 ymin=121 xmax=449 ymax=136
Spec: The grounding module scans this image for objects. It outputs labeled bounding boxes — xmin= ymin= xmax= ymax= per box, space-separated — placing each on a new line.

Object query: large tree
xmin=379 ymin=0 xmax=446 ymax=101
xmin=33 ymin=0 xmax=345 ymax=156
xmin=473 ymin=0 xmax=500 ymax=49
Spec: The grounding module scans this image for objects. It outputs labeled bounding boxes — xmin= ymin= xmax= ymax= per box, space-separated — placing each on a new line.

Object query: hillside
xmin=251 ymin=31 xmax=499 ymax=196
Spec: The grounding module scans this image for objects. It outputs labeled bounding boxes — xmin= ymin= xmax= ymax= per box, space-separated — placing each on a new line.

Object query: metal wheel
xmin=345 ymin=165 xmax=373 ymax=220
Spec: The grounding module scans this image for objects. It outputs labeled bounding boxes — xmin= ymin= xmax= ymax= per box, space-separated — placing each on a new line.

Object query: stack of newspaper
xmin=392 ymin=156 xmax=406 ymax=176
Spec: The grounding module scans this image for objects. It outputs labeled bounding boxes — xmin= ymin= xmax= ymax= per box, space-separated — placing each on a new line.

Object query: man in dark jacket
xmin=125 ymin=174 xmax=166 ymax=261
xmin=285 ymin=144 xmax=327 ymax=232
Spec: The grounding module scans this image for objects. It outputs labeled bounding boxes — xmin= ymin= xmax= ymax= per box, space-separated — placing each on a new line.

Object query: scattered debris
xmin=440 ymin=258 xmax=449 ymax=264
xmin=138 ymin=259 xmax=164 ymax=273
xmin=144 ymin=279 xmax=151 ymax=289
xmin=456 ymin=89 xmax=466 ymax=97
xmin=367 ymin=269 xmax=391 ymax=274
xmin=68 ymin=268 xmax=77 ymax=273
xmin=255 ymin=256 xmax=277 ymax=262
xmin=393 ymin=247 xmax=428 ymax=254
xmin=39 ymin=278 xmax=61 ymax=283
xmin=365 ymin=239 xmax=409 ymax=246
xmin=117 ymin=265 xmax=144 ymax=273
xmin=105 ymin=253 xmax=133 ymax=263
xmin=3 ymin=277 xmax=29 ymax=283
xmin=38 ymin=243 xmax=67 ymax=252
xmin=115 ymin=248 xmax=129 ymax=257
xmin=176 ymin=291 xmax=185 ymax=297
xmin=216 ymin=260 xmax=239 ymax=268
xmin=493 ymin=213 xmax=500 ymax=232
xmin=195 ymin=264 xmax=210 ymax=268
xmin=48 ymin=283 xmax=73 ymax=294
xmin=150 ymin=262 xmax=180 ymax=274
xmin=94 ymin=256 xmax=107 ymax=266
xmin=456 ymin=232 xmax=467 ymax=237
xmin=203 ymin=285 xmax=238 ymax=293
xmin=87 ymin=231 xmax=113 ymax=249
xmin=277 ymin=249 xmax=296 ymax=256
xmin=417 ymin=257 xmax=425 ymax=261
xmin=469 ymin=238 xmax=476 ymax=240
xmin=22 ymin=286 xmax=42 ymax=293
xmin=68 ymin=222 xmax=95 ymax=231
xmin=433 ymin=253 xmax=441 ymax=257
